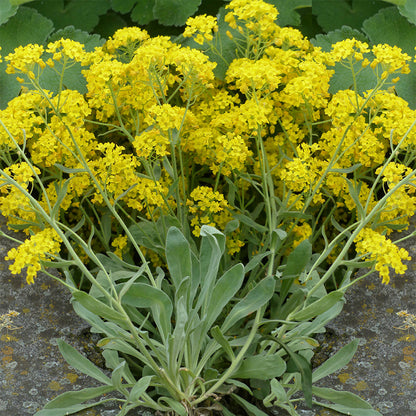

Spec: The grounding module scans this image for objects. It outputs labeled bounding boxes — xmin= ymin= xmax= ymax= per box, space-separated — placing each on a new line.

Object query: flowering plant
xmin=1 ymin=0 xmax=416 ymax=414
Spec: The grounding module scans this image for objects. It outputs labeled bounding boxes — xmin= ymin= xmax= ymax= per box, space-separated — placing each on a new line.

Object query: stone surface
xmin=0 ymin=217 xmax=147 ymax=415
xmin=2 ymin=211 xmax=416 ymax=415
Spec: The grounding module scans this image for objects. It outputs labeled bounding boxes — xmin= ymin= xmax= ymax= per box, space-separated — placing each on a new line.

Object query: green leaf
xmin=154 ymin=0 xmax=201 ymax=26
xmin=313 ymin=339 xmax=359 ymax=382
xmin=221 ymin=276 xmax=275 ymax=333
xmin=233 ymin=354 xmax=286 ymax=380
xmin=279 ymin=239 xmax=312 ymax=305
xmin=120 ymin=283 xmax=173 ymax=341
xmin=131 ymin=0 xmax=156 ymax=25
xmin=128 ymin=376 xmax=152 ymax=402
xmin=313 ymin=387 xmax=382 ymax=414
xmin=211 ymin=326 xmax=235 ymax=361
xmin=195 ymin=225 xmax=225 ymax=312
xmin=39 ymin=27 xmax=104 ymax=95
xmin=0 ymin=7 xmax=53 ymax=109
xmin=47 ymin=26 xmax=105 ymax=50
xmin=57 ymin=339 xmax=112 ymax=385
xmin=268 ymin=0 xmax=311 ymax=27
xmin=34 ymin=402 xmax=105 ymax=416
xmin=363 ymin=6 xmax=416 ymax=108
xmin=312 ymin=0 xmax=388 ymax=32
xmin=41 ymin=385 xmax=115 ymax=409
xmin=72 ymin=290 xmax=126 ymax=323
xmin=111 ymin=0 xmax=137 ymax=13
xmin=266 ymin=336 xmax=312 ymax=408
xmin=221 ymin=407 xmax=236 ymax=416
xmin=0 ymin=0 xmax=18 ymax=25
xmin=269 ymin=378 xmax=289 ymax=403
xmin=158 ymin=397 xmax=187 ymax=416
xmin=231 ymin=394 xmax=269 ymax=416
xmin=29 ymin=0 xmax=111 ymax=31
xmin=166 ymin=226 xmax=192 ymax=289
xmin=398 ymin=0 xmax=416 ymax=25
xmin=289 ymin=291 xmax=344 ymax=321
xmin=205 ymin=263 xmax=245 ymax=329
xmin=234 ymin=213 xmax=268 ymax=233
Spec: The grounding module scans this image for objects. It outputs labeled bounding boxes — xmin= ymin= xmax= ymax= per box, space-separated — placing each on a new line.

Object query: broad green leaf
xmin=128 ymin=376 xmax=153 ymax=402
xmin=72 ymin=291 xmax=126 ymax=323
xmin=267 ymin=336 xmax=312 ymax=408
xmin=270 ymin=378 xmax=288 ymax=402
xmin=111 ymin=0 xmax=137 ymax=13
xmin=30 ymin=0 xmax=111 ymax=31
xmin=233 ymin=354 xmax=286 ymax=380
xmin=316 ymin=403 xmax=382 ymax=416
xmin=234 ymin=213 xmax=268 ymax=233
xmin=34 ymin=402 xmax=105 ymax=416
xmin=205 ymin=263 xmax=245 ymax=329
xmin=279 ymin=239 xmax=311 ymax=305
xmin=57 ymin=339 xmax=111 ymax=385
xmin=0 ymin=7 xmax=53 ymax=109
xmin=158 ymin=397 xmax=187 ymax=416
xmin=382 ymin=0 xmax=406 ymax=4
xmin=131 ymin=0 xmax=156 ymax=25
xmin=120 ymin=283 xmax=173 ymax=341
xmin=313 ymin=387 xmax=381 ymax=412
xmin=196 ymin=225 xmax=225 ymax=313
xmin=398 ymin=0 xmax=416 ymax=25
xmin=289 ymin=291 xmax=344 ymax=321
xmin=312 ymin=0 xmax=388 ymax=32
xmin=231 ymin=394 xmax=269 ymax=416
xmin=111 ymin=361 xmax=128 ymax=392
xmin=211 ymin=326 xmax=235 ymax=361
xmin=10 ymin=0 xmax=35 ymax=4
xmin=221 ymin=407 xmax=236 ymax=416
xmin=170 ymin=295 xmax=188 ymax=363
xmin=98 ymin=338 xmax=148 ymax=363
xmin=166 ymin=226 xmax=192 ymax=289
xmin=0 ymin=0 xmax=18 ymax=25
xmin=268 ymin=0 xmax=311 ymax=27
xmin=154 ymin=0 xmax=201 ymax=26
xmin=363 ymin=7 xmax=416 ymax=108
xmin=42 ymin=385 xmax=115 ymax=409
xmin=221 ymin=276 xmax=275 ymax=333
xmin=313 ymin=339 xmax=359 ymax=382
xmin=245 ymin=251 xmax=272 ymax=274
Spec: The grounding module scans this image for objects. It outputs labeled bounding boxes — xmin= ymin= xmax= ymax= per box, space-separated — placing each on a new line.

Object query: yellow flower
xmin=371 ymin=44 xmax=411 ymax=74
xmin=5 ymin=44 xmax=45 ymax=75
xmin=187 ymin=186 xmax=232 ymax=236
xmin=184 ymin=14 xmax=218 ymax=45
xmin=354 ymin=228 xmax=410 ymax=284
xmin=112 ymin=235 xmax=128 ymax=258
xmin=46 ymin=39 xmax=86 ymax=62
xmin=5 ymin=227 xmax=62 ymax=284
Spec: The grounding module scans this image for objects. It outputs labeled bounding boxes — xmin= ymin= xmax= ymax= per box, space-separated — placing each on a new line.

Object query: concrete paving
xmin=1 ymin=211 xmax=416 ymax=415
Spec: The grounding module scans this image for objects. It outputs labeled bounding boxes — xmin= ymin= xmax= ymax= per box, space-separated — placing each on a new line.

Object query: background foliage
xmin=2 ymin=0 xmax=416 ymax=108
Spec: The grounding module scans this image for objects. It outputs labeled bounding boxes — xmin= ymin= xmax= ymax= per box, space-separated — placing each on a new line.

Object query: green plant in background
xmin=2 ymin=0 xmax=416 ymax=108
xmin=1 ymin=0 xmax=416 ymax=414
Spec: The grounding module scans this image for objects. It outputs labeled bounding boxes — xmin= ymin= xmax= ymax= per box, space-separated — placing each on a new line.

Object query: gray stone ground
xmin=1 ymin=212 xmax=416 ymax=415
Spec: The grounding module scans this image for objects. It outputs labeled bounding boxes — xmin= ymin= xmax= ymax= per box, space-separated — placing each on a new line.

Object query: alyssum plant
xmin=1 ymin=0 xmax=416 ymax=414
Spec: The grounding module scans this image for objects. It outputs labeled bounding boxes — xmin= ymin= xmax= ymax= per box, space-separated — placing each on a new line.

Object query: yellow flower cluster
xmin=187 ymin=186 xmax=232 ymax=236
xmin=184 ymin=14 xmax=218 ymax=45
xmin=5 ymin=227 xmax=62 ymax=284
xmin=1 ymin=0 xmax=416 ymax=285
xmin=354 ymin=228 xmax=410 ymax=284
